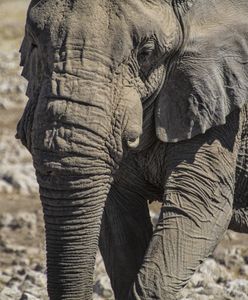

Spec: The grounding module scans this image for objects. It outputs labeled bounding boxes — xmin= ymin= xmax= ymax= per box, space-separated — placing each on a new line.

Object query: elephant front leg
xmin=99 ymin=159 xmax=159 ymax=300
xmin=129 ymin=114 xmax=241 ymax=299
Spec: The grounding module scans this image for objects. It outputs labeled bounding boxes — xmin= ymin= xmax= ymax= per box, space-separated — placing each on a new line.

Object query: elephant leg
xmin=129 ymin=112 xmax=241 ymax=299
xmin=229 ymin=115 xmax=248 ymax=233
xmin=99 ymin=180 xmax=154 ymax=300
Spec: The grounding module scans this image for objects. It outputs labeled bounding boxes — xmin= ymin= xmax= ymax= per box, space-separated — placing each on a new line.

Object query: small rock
xmin=33 ymin=263 xmax=44 ymax=272
xmin=187 ymin=273 xmax=206 ymax=288
xmin=2 ymin=268 xmax=13 ymax=277
xmin=20 ymin=292 xmax=40 ymax=300
xmin=227 ymin=279 xmax=248 ymax=296
xmin=0 ymin=274 xmax=12 ymax=285
xmin=3 ymin=243 xmax=26 ymax=255
xmin=93 ymin=277 xmax=113 ymax=299
xmin=0 ymin=181 xmax=13 ymax=193
xmin=221 ymin=248 xmax=245 ymax=271
xmin=15 ymin=212 xmax=37 ymax=232
xmin=7 ymin=275 xmax=24 ymax=288
xmin=0 ymin=213 xmax=14 ymax=228
xmin=13 ymin=258 xmax=30 ymax=267
xmin=240 ymin=265 xmax=248 ymax=277
xmin=0 ymin=286 xmax=21 ymax=300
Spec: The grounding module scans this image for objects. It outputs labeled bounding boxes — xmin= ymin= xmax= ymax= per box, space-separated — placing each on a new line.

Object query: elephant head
xmin=16 ymin=0 xmax=248 ymax=299
xmin=17 ymin=0 xmax=179 ymax=153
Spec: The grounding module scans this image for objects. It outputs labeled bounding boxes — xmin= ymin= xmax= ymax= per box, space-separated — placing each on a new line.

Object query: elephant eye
xmin=137 ymin=40 xmax=156 ymax=66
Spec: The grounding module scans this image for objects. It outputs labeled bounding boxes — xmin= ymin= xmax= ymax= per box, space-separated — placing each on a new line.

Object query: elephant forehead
xmin=27 ymin=0 xmax=132 ymax=61
xmin=27 ymin=0 xmax=178 ymax=56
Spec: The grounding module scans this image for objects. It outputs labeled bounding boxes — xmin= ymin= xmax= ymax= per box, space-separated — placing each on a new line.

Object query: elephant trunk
xmin=38 ymin=168 xmax=111 ymax=299
xmin=30 ymin=59 xmax=123 ymax=298
xmin=34 ymin=120 xmax=116 ymax=299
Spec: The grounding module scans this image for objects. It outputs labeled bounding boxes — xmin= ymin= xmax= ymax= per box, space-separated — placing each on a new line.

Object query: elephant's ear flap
xmin=155 ymin=4 xmax=248 ymax=143
xmin=16 ymin=30 xmax=42 ymax=151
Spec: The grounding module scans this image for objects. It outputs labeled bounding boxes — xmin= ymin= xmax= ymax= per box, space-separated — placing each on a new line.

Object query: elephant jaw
xmin=122 ymin=87 xmax=143 ymax=149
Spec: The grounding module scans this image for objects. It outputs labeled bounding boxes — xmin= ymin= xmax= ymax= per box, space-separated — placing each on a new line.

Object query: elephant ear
xmin=155 ymin=1 xmax=248 ymax=142
xmin=16 ymin=28 xmax=42 ymax=151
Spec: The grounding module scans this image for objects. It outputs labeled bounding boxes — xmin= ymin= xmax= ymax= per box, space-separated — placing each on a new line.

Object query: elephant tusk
xmin=127 ymin=136 xmax=140 ymax=149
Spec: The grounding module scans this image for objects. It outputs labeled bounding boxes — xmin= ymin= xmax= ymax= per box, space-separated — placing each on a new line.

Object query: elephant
xmin=16 ymin=0 xmax=248 ymax=299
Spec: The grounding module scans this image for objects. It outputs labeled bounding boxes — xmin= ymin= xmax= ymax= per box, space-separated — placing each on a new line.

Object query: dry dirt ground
xmin=1 ymin=1 xmax=248 ymax=299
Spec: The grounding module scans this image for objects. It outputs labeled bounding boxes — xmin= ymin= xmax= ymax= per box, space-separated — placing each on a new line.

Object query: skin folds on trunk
xmin=32 ymin=107 xmax=114 ymax=300
xmin=38 ymin=168 xmax=110 ymax=300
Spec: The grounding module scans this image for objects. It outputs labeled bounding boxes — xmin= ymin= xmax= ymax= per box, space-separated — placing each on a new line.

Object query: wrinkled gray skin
xmin=16 ymin=0 xmax=248 ymax=299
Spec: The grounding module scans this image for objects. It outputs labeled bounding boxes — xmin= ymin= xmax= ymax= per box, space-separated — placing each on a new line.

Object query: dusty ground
xmin=1 ymin=0 xmax=248 ymax=299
